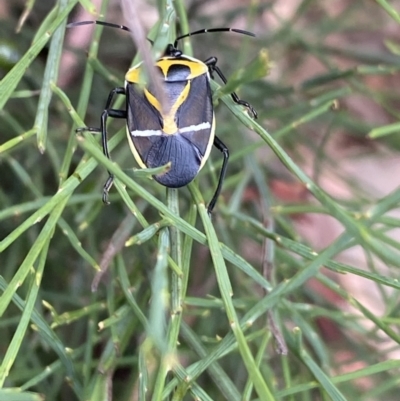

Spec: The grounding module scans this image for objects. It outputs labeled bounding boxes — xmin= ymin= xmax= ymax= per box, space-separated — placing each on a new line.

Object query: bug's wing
xmin=126 ymin=83 xmax=201 ymax=188
xmin=126 ymin=84 xmax=164 ymax=165
xmin=126 ymin=75 xmax=215 ymax=188
xmin=178 ymin=74 xmax=214 ymax=158
xmin=147 ymin=74 xmax=215 ymax=187
xmin=147 ymin=135 xmax=203 ymax=187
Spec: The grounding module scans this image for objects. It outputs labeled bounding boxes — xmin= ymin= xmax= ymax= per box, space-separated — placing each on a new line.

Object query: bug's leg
xmin=76 ymin=87 xmax=127 ymax=204
xmin=101 ymin=108 xmax=127 ymax=204
xmin=100 ymin=87 xmax=128 ymax=203
xmin=204 ymin=56 xmax=257 ymax=119
xmin=207 ymin=136 xmax=229 ymax=215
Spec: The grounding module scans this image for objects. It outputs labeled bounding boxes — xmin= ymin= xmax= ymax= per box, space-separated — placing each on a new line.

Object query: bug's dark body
xmin=125 ymin=55 xmax=215 ymax=188
xmin=68 ymin=20 xmax=257 ymax=213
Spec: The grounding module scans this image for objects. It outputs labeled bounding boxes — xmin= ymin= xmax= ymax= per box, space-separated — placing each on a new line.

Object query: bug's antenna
xmin=66 ymin=20 xmax=132 ymax=33
xmin=174 ymin=28 xmax=255 ymax=48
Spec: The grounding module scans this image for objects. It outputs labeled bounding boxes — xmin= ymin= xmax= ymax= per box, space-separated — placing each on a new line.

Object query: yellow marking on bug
xmin=126 ymin=127 xmax=147 ymax=169
xmin=126 ymin=57 xmax=207 ymax=84
xmin=143 ymin=80 xmax=192 ymax=135
xmin=125 ymin=63 xmax=145 ymax=84
xmin=157 ymin=58 xmax=208 ymax=79
xmin=164 ymin=80 xmax=191 ymax=134
xmin=144 ymin=88 xmax=161 ymax=110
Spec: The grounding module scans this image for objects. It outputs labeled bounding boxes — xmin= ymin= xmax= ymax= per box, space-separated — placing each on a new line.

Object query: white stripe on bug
xmin=180 ymin=122 xmax=211 ymax=133
xmin=130 ymin=129 xmax=163 ymax=136
xmin=131 ymin=122 xmax=211 ymax=137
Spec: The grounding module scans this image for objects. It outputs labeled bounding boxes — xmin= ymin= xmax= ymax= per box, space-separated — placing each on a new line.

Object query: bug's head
xmin=164 ymin=44 xmax=182 ymax=58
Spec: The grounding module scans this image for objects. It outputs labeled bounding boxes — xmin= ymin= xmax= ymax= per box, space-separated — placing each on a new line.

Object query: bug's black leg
xmin=204 ymin=56 xmax=257 ymax=119
xmin=207 ymin=136 xmax=229 ymax=215
xmin=76 ymin=87 xmax=127 ymax=204
xmin=104 ymin=87 xmax=126 ymax=109
xmin=99 ymin=87 xmax=127 ymax=203
xmin=100 ymin=108 xmax=127 ymax=204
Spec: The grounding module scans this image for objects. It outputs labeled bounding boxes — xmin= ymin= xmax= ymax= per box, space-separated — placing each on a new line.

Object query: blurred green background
xmin=1 ymin=0 xmax=400 ymax=400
